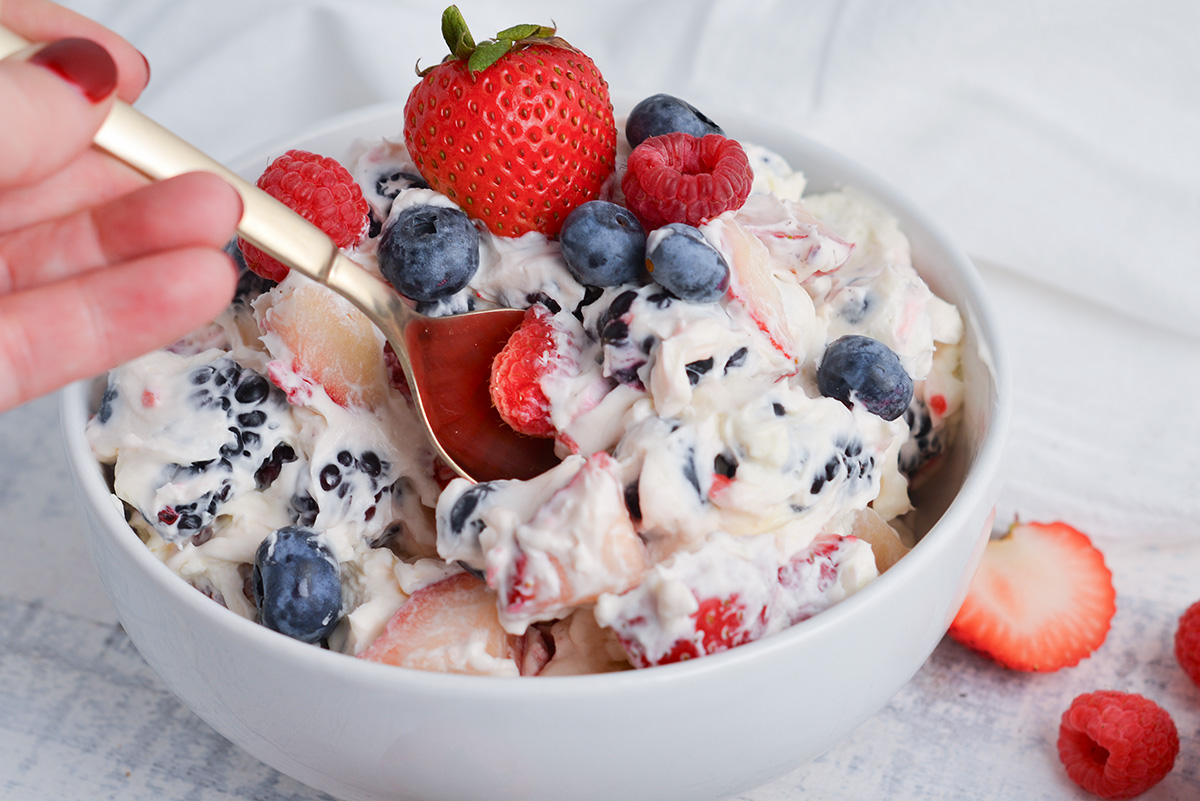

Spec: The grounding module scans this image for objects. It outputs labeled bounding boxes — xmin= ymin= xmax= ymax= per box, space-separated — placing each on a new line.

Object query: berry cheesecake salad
xmin=88 ymin=7 xmax=964 ymax=676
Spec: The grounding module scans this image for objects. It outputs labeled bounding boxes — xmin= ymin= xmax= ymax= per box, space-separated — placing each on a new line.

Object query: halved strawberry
xmin=356 ymin=572 xmax=520 ymax=675
xmin=706 ymin=216 xmax=803 ymax=361
xmin=259 ymin=280 xmax=388 ymax=409
xmin=948 ymin=520 xmax=1116 ymax=672
xmin=489 ymin=303 xmax=576 ymax=437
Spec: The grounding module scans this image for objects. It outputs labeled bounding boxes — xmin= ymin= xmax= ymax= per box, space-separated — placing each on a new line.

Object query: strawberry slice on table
xmin=403 ymin=6 xmax=617 ymax=238
xmin=948 ymin=520 xmax=1116 ymax=672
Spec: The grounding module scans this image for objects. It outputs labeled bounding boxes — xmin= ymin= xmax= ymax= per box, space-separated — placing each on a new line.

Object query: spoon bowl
xmin=0 ymin=24 xmax=559 ymax=483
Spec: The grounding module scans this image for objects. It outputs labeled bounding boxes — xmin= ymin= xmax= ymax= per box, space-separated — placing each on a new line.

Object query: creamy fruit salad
xmin=87 ymin=9 xmax=963 ymax=676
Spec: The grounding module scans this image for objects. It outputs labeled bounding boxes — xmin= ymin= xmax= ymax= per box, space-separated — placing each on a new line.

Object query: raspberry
xmin=489 ymin=304 xmax=563 ymax=437
xmin=1057 ymin=691 xmax=1178 ymax=800
xmin=621 ymin=132 xmax=753 ymax=231
xmin=1174 ymin=600 xmax=1200 ymax=687
xmin=239 ymin=150 xmax=369 ymax=282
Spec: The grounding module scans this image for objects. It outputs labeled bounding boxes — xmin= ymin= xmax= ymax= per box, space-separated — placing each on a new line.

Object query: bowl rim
xmin=60 ymin=99 xmax=1012 ymax=695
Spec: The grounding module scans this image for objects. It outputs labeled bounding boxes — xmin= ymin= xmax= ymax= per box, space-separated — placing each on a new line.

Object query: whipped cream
xmin=88 ymin=127 xmax=964 ymax=676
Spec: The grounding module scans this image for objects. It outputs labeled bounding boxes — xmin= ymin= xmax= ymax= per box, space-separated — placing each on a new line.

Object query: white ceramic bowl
xmin=61 ymin=103 xmax=1010 ymax=801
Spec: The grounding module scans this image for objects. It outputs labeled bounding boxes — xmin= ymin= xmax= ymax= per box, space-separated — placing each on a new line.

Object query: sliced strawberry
xmin=598 ymin=531 xmax=872 ymax=667
xmin=485 ymin=452 xmax=648 ymax=631
xmin=661 ymin=594 xmax=762 ymax=665
xmin=948 ymin=520 xmax=1115 ymax=672
xmin=707 ymin=217 xmax=802 ymax=361
xmin=259 ymin=280 xmax=387 ymax=409
xmin=356 ymin=572 xmax=520 ymax=675
xmin=489 ymin=304 xmax=574 ymax=437
xmin=735 ymin=194 xmax=854 ymax=280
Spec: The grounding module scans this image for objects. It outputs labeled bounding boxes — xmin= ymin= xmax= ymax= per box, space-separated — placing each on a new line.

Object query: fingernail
xmin=138 ymin=49 xmax=151 ymax=83
xmin=30 ymin=38 xmax=118 ymax=103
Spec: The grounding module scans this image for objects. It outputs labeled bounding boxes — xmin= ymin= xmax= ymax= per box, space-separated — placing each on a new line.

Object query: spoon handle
xmin=0 ymin=24 xmax=397 ymax=311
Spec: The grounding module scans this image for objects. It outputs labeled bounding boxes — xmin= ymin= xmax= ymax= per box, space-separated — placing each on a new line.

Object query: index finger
xmin=2 ymin=0 xmax=149 ymax=102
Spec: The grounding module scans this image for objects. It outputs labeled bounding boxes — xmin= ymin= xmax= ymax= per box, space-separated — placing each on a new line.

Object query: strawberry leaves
xmin=405 ymin=6 xmax=616 ymax=236
xmin=435 ymin=5 xmax=557 ymax=75
xmin=441 ymin=6 xmax=475 ymax=61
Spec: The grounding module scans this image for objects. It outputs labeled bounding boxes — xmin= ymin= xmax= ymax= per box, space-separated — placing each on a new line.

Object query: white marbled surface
xmin=2 ymin=0 xmax=1199 ymax=799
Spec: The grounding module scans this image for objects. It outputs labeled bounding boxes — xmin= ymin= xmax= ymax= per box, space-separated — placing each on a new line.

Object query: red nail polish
xmin=30 ymin=38 xmax=118 ymax=103
xmin=138 ymin=49 xmax=151 ymax=83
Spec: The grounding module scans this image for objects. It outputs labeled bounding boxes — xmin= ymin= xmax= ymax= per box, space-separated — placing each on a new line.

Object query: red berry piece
xmin=239 ymin=149 xmax=369 ymax=282
xmin=947 ymin=520 xmax=1115 ymax=672
xmin=621 ymin=132 xmax=753 ymax=231
xmin=357 ymin=572 xmax=520 ymax=674
xmin=1174 ymin=599 xmax=1200 ymax=687
xmin=490 ymin=304 xmax=572 ymax=437
xmin=1058 ymin=691 xmax=1178 ymax=799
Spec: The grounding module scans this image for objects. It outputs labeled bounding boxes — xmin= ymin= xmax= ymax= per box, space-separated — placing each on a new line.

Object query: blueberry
xmin=624 ymin=481 xmax=642 ymax=522
xmin=437 ymin=482 xmax=497 ymax=571
xmin=448 ymin=483 xmax=494 ymax=539
xmin=253 ymin=526 xmax=342 ymax=644
xmin=816 ymin=335 xmax=913 ymax=421
xmin=291 ymin=493 xmax=319 ymax=527
xmin=645 ymin=223 xmax=730 ymax=303
xmin=724 ymin=347 xmax=749 ymax=373
xmin=601 ymin=318 xmax=630 ymax=345
xmin=626 ymin=94 xmax=724 ymax=148
xmin=685 ymin=357 xmax=714 ymax=386
xmin=559 ymin=201 xmax=647 ymax=287
xmin=97 ymin=383 xmax=118 ymax=424
xmin=367 ymin=171 xmax=431 ymax=238
xmin=308 ymin=448 xmax=392 ymax=522
xmin=714 ymin=453 xmax=738 ymax=479
xmin=899 ymin=398 xmax=943 ymax=478
xmin=526 ymin=291 xmax=562 ymax=314
xmin=378 ymin=205 xmax=480 ymax=302
xmin=234 ymin=373 xmax=270 ymax=404
xmin=573 ymin=284 xmax=605 ymax=320
xmin=319 ymin=463 xmax=341 ymax=491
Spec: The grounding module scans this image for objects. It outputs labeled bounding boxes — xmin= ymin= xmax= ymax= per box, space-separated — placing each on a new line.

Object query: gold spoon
xmin=0 ymin=26 xmax=560 ymax=483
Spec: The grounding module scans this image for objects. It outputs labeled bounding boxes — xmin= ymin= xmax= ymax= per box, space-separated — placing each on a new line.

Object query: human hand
xmin=0 ymin=0 xmax=242 ymax=412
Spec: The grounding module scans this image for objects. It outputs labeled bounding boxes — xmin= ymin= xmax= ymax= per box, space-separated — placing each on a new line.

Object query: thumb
xmin=0 ymin=37 xmax=118 ymax=190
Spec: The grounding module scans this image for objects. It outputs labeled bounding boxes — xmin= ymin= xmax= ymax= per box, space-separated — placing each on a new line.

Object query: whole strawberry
xmin=403 ymin=6 xmax=617 ymax=238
